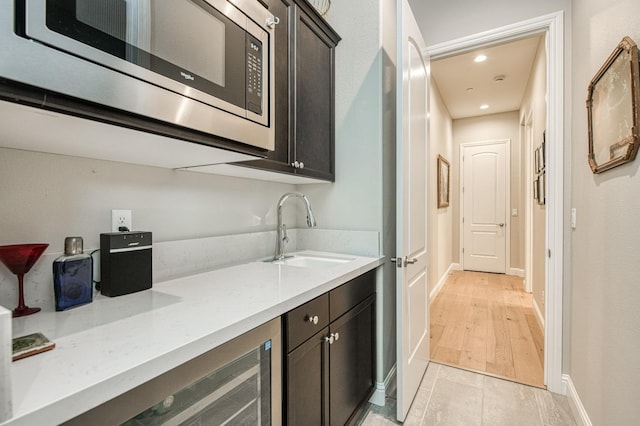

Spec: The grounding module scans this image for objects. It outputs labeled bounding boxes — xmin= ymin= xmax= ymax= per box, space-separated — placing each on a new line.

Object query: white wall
xmin=519 ymin=37 xmax=547 ymax=313
xmin=452 ymin=112 xmax=522 ymax=270
xmin=428 ymin=82 xmax=453 ymax=293
xmin=0 ymin=148 xmax=295 ymax=251
xmin=307 ymin=0 xmax=397 ymax=378
xmin=570 ymin=0 xmax=640 ymax=424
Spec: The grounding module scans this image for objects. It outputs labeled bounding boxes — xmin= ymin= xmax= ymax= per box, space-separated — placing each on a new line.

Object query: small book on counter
xmin=12 ymin=332 xmax=55 ymax=361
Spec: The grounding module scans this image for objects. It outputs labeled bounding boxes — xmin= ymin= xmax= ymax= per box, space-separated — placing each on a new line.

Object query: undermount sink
xmin=267 ymin=254 xmax=355 ymax=268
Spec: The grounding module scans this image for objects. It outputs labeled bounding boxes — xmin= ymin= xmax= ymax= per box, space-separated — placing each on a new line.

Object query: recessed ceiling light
xmin=474 ymin=54 xmax=487 ymax=63
xmin=480 ymin=104 xmax=489 ymax=110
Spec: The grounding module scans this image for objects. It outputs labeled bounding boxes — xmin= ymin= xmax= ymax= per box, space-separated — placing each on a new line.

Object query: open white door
xmin=395 ymin=0 xmax=429 ymax=421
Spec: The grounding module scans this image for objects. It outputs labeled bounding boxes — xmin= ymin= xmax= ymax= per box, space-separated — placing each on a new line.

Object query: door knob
xmin=299 ymin=162 xmax=304 ymax=169
xmin=324 ymin=334 xmax=335 ymax=344
xmin=498 ymin=223 xmax=505 ymax=227
xmin=306 ymin=315 xmax=319 ymax=325
xmin=404 ymin=257 xmax=418 ymax=264
xmin=291 ymin=161 xmax=300 ymax=168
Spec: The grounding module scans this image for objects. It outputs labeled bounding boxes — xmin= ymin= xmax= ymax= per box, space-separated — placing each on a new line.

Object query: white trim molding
xmin=562 ymin=374 xmax=593 ymax=426
xmin=533 ymin=297 xmax=544 ymax=330
xmin=425 ymin=10 xmax=565 ymax=394
xmin=369 ymin=364 xmax=397 ymax=406
xmin=429 ymin=263 xmax=456 ymax=302
xmin=509 ymin=268 xmax=525 ymax=277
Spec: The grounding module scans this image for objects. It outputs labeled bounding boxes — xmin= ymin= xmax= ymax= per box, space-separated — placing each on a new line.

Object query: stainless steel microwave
xmin=0 ymin=0 xmax=275 ymax=151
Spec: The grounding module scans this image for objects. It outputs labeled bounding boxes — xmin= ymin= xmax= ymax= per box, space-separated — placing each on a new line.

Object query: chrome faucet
xmin=275 ymin=192 xmax=317 ymax=260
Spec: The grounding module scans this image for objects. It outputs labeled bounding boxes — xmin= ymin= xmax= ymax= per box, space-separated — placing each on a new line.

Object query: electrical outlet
xmin=111 ymin=209 xmax=132 ymax=232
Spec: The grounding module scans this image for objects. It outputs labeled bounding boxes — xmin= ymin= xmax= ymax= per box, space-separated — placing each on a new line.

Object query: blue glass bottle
xmin=53 ymin=237 xmax=93 ymax=311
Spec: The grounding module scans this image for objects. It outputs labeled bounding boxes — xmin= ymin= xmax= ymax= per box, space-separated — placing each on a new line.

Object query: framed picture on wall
xmin=541 ymin=131 xmax=546 ymax=171
xmin=535 ymin=133 xmax=546 ymax=175
xmin=537 ymin=172 xmax=546 ymax=205
xmin=586 ymin=36 xmax=640 ymax=173
xmin=437 ymin=155 xmax=450 ymax=208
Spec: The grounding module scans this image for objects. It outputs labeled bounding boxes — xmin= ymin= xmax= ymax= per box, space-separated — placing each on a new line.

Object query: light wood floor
xmin=430 ymin=270 xmax=545 ymax=388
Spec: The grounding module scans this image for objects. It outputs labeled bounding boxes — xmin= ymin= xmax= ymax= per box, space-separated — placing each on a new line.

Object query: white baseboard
xmin=370 ymin=364 xmax=397 ymax=406
xmin=509 ymin=267 xmax=525 ymax=277
xmin=429 ymin=263 xmax=457 ymax=302
xmin=532 ymin=296 xmax=544 ymax=330
xmin=562 ymin=374 xmax=592 ymax=426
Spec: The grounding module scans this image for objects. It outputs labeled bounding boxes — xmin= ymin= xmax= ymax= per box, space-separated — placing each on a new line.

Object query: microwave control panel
xmin=246 ymin=34 xmax=263 ymax=115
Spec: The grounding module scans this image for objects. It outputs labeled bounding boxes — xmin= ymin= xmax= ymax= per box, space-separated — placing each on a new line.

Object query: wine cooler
xmin=65 ymin=319 xmax=281 ymax=425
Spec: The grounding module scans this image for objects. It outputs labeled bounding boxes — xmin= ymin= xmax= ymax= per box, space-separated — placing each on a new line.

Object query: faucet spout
xmin=301 ymin=195 xmax=317 ymax=228
xmin=275 ymin=192 xmax=317 ymax=260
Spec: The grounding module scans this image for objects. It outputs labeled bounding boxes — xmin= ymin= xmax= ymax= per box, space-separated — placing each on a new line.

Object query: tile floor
xmin=358 ymin=363 xmax=576 ymax=425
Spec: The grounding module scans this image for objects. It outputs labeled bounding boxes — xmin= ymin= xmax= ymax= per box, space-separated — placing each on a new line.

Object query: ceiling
xmin=430 ymin=35 xmax=543 ymax=119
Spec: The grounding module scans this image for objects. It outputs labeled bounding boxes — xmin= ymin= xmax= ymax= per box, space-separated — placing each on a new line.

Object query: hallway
xmin=430 ymin=271 xmax=544 ymax=387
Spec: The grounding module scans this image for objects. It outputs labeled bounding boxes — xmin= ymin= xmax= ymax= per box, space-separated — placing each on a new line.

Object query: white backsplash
xmin=0 ymin=229 xmax=380 ymax=314
xmin=152 ymin=230 xmax=290 ymax=282
xmin=296 ymin=228 xmax=380 ymax=257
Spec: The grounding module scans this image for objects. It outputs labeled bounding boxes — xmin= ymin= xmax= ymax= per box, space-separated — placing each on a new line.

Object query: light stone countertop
xmin=2 ymin=251 xmax=383 ymax=425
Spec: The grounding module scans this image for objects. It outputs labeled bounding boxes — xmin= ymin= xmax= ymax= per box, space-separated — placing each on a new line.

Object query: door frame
xmin=424 ymin=11 xmax=565 ymax=393
xmin=459 ymin=139 xmax=511 ymax=274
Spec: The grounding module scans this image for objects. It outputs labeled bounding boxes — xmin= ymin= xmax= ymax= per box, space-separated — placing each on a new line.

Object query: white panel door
xmin=396 ymin=0 xmax=429 ymax=421
xmin=462 ymin=142 xmax=507 ymax=273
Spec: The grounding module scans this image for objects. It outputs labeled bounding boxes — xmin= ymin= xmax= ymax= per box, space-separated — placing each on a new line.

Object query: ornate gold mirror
xmin=587 ymin=36 xmax=640 ymax=173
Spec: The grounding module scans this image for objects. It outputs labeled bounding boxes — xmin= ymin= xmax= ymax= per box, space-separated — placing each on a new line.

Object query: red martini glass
xmin=0 ymin=243 xmax=49 ymax=317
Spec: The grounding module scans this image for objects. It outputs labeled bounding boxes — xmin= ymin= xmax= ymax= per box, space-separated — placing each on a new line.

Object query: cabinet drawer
xmin=329 ymin=270 xmax=375 ymax=322
xmin=286 ymin=293 xmax=329 ymax=352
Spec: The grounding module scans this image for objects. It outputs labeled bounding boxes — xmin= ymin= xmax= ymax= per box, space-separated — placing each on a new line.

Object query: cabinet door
xmin=239 ymin=0 xmax=293 ymax=175
xmin=269 ymin=0 xmax=293 ymax=167
xmin=329 ymin=295 xmax=375 ymax=426
xmin=286 ymin=328 xmax=329 ymax=426
xmin=293 ymin=7 xmax=335 ymax=181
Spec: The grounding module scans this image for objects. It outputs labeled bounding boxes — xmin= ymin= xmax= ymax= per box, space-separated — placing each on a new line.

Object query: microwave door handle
xmin=266 ymin=16 xmax=280 ymax=29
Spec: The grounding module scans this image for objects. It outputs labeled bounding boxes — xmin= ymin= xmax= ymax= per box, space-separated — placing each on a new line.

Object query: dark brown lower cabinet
xmin=329 ymin=298 xmax=374 ymax=426
xmin=284 ymin=271 xmax=376 ymax=425
xmin=286 ymin=327 xmax=329 ymax=426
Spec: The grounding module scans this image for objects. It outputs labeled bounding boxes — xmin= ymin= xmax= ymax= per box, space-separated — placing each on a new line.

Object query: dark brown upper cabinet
xmin=234 ymin=0 xmax=341 ymax=182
